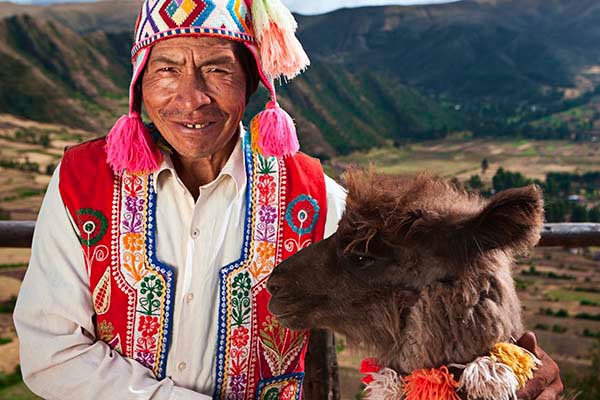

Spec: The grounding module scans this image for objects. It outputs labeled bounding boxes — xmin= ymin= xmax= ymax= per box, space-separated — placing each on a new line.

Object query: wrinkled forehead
xmin=148 ymin=36 xmax=242 ymax=61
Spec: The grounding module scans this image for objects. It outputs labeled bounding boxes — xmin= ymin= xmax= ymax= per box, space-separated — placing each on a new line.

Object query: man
xmin=13 ymin=0 xmax=562 ymax=398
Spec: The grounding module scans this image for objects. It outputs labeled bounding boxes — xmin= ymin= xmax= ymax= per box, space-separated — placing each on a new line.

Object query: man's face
xmin=142 ymin=36 xmax=248 ymax=160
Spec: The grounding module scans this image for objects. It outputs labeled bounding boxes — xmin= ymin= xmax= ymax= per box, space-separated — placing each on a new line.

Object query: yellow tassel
xmin=490 ymin=343 xmax=541 ymax=389
xmin=250 ymin=114 xmax=262 ymax=154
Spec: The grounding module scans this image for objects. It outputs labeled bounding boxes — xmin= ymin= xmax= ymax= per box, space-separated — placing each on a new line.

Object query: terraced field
xmin=0 ymin=116 xmax=598 ymax=398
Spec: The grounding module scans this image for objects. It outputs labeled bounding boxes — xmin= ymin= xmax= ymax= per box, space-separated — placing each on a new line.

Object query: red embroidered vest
xmin=59 ymin=137 xmax=327 ymax=399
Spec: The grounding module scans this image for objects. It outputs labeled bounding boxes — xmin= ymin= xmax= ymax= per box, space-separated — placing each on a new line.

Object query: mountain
xmin=297 ymin=0 xmax=600 ymax=106
xmin=0 ymin=14 xmax=131 ymax=130
xmin=1 ymin=0 xmax=600 ymax=156
xmin=0 ymin=1 xmax=140 ymax=32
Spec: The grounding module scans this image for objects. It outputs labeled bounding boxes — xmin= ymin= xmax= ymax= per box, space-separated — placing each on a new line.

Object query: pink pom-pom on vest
xmin=250 ymin=101 xmax=299 ymax=158
xmin=105 ymin=112 xmax=162 ymax=174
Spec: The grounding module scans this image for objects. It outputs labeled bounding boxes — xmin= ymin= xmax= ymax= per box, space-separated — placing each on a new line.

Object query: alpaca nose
xmin=266 ymin=272 xmax=285 ymax=297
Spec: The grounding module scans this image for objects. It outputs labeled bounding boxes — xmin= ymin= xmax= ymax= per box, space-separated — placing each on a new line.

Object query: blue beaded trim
xmin=145 ymin=175 xmax=176 ymax=380
xmin=255 ymin=372 xmax=304 ymax=400
xmin=213 ymin=138 xmax=255 ymax=398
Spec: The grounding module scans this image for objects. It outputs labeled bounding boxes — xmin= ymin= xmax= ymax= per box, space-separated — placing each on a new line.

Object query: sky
xmin=6 ymin=0 xmax=461 ymax=15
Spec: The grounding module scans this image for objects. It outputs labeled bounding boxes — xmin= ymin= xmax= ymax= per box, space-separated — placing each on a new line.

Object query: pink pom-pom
xmin=105 ymin=112 xmax=162 ymax=174
xmin=251 ymin=101 xmax=299 ymax=158
xmin=259 ymin=21 xmax=309 ymax=80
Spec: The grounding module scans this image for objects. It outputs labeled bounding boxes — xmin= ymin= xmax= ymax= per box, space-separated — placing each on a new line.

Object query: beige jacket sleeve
xmin=13 ymin=164 xmax=210 ymax=400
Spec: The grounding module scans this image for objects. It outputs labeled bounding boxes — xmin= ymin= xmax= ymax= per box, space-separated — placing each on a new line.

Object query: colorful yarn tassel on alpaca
xmin=490 ymin=343 xmax=541 ymax=388
xmin=251 ymin=0 xmax=310 ymax=80
xmin=363 ymin=368 xmax=406 ymax=400
xmin=402 ymin=366 xmax=460 ymax=400
xmin=457 ymin=356 xmax=519 ymax=400
xmin=360 ymin=341 xmax=541 ymax=400
xmin=105 ymin=112 xmax=162 ymax=174
xmin=249 ymin=101 xmax=299 ymax=158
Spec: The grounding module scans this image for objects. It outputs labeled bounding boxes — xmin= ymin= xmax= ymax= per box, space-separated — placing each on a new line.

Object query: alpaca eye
xmin=349 ymin=254 xmax=376 ymax=266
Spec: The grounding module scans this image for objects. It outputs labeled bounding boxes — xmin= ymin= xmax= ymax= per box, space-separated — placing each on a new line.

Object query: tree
xmin=468 ymin=175 xmax=483 ymax=189
xmin=571 ymin=205 xmax=588 ymax=222
xmin=589 ymin=207 xmax=600 ymax=223
xmin=493 ymin=168 xmax=531 ymax=192
xmin=481 ymin=158 xmax=489 ymax=175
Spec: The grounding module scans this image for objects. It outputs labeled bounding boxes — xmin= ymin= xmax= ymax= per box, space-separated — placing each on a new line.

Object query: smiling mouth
xmin=179 ymin=122 xmax=213 ymax=130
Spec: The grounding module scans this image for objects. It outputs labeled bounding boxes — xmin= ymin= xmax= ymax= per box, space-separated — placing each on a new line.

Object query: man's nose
xmin=176 ymin=71 xmax=211 ymax=111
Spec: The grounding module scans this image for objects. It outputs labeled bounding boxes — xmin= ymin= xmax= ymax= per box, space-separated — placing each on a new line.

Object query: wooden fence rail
xmin=1 ymin=221 xmax=599 ymax=249
xmin=1 ymin=221 xmax=599 ymax=399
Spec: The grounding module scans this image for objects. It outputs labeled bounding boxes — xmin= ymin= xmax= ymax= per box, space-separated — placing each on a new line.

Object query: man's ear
xmin=395 ymin=185 xmax=544 ymax=263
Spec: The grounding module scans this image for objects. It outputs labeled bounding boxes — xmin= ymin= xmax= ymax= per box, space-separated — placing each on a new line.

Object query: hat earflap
xmin=251 ymin=0 xmax=310 ymax=80
xmin=106 ymin=112 xmax=162 ymax=174
xmin=106 ymin=48 xmax=162 ymax=175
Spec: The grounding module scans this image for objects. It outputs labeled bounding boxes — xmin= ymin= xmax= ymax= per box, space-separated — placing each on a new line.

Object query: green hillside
xmin=0 ymin=15 xmax=130 ymax=131
xmin=1 ymin=0 xmax=600 ymax=155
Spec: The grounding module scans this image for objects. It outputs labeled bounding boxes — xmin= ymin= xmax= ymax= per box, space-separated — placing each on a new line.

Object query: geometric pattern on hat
xmin=159 ymin=0 xmax=215 ymax=28
xmin=133 ymin=0 xmax=255 ymax=60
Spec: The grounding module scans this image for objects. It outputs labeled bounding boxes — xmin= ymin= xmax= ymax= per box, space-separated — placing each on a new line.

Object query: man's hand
xmin=516 ymin=331 xmax=563 ymax=400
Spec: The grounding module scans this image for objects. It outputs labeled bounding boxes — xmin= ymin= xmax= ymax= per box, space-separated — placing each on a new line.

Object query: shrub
xmin=552 ymin=324 xmax=567 ymax=333
xmin=534 ymin=323 xmax=549 ymax=331
xmin=576 ymin=312 xmax=600 ymax=321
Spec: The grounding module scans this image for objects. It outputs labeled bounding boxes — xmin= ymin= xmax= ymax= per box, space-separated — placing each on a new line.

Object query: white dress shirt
xmin=13 ymin=136 xmax=347 ymax=400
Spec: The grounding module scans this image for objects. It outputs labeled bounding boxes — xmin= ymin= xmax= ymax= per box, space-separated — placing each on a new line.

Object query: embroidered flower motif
xmin=232 ymin=272 xmax=251 ymax=299
xmin=98 ymin=320 xmax=115 ymax=342
xmin=257 ymin=175 xmax=276 ymax=205
xmin=230 ymin=374 xmax=247 ymax=394
xmin=125 ymin=196 xmax=144 ymax=213
xmin=259 ymin=205 xmax=277 ymax=225
xmin=76 ymin=209 xmax=108 ymax=247
xmin=138 ymin=315 xmax=160 ymax=337
xmin=280 ymin=382 xmax=297 ymax=400
xmin=285 ymin=194 xmax=320 ymax=236
xmin=136 ymin=335 xmax=158 ymax=352
xmin=136 ymin=351 xmax=156 ymax=369
xmin=123 ymin=233 xmax=144 ymax=251
xmin=231 ymin=326 xmax=249 ymax=348
xmin=257 ymin=242 xmax=275 ymax=264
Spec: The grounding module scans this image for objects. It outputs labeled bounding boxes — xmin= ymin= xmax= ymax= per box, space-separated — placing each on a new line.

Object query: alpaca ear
xmin=397 ymin=185 xmax=544 ymax=263
xmin=457 ymin=185 xmax=544 ymax=256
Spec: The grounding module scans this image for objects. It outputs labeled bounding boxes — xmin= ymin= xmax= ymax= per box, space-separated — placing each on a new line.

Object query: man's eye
xmin=159 ymin=67 xmax=176 ymax=73
xmin=208 ymin=67 xmax=228 ymax=73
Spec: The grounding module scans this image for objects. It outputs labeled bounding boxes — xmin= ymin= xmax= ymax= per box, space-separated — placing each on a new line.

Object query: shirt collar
xmin=153 ymin=123 xmax=247 ymax=194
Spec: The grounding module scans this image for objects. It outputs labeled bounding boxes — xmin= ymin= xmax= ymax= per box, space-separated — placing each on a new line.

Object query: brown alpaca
xmin=267 ymin=169 xmax=544 ymax=375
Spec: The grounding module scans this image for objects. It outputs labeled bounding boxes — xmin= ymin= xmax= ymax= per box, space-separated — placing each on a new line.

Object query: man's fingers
xmin=517 ymin=374 xmax=550 ymax=400
xmin=516 ymin=331 xmax=541 ymax=358
xmin=533 ymin=379 xmax=564 ymax=400
xmin=515 ymin=331 xmax=563 ymax=400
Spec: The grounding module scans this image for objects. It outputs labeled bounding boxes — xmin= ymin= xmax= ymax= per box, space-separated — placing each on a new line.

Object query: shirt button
xmin=185 ymin=293 xmax=194 ymax=303
xmin=191 ymin=229 xmax=200 ymax=239
xmin=178 ymin=362 xmax=187 ymax=372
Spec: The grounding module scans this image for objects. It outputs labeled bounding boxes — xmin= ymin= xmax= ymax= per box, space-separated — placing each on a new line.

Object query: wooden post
xmin=303 ymin=329 xmax=340 ymax=400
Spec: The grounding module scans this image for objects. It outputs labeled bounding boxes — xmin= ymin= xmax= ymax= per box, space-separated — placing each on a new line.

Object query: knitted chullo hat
xmin=106 ymin=0 xmax=310 ymax=174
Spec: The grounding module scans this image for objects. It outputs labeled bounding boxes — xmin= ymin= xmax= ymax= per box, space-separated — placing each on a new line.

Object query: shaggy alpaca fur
xmin=267 ymin=169 xmax=544 ymax=375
